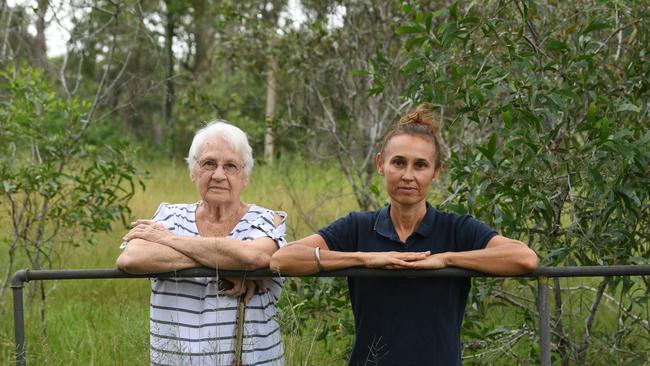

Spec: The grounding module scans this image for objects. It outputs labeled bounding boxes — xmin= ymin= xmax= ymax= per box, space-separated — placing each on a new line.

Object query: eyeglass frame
xmin=195 ymin=157 xmax=245 ymax=176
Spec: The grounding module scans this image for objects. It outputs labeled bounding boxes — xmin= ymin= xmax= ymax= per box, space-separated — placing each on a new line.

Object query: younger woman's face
xmin=376 ymin=134 xmax=441 ymax=207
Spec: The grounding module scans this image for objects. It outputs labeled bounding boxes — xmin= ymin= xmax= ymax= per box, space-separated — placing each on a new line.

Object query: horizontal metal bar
xmin=12 ymin=264 xmax=650 ymax=366
xmin=11 ymin=264 xmax=650 ymax=285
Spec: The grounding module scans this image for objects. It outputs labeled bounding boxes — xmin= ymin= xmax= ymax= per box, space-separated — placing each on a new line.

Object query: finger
xmin=386 ymin=259 xmax=417 ymax=269
xmin=398 ymin=252 xmax=430 ymax=261
xmin=224 ymin=280 xmax=244 ymax=297
xmin=244 ymin=282 xmax=256 ymax=303
xmin=218 ymin=278 xmax=234 ymax=291
xmin=122 ymin=229 xmax=141 ymax=241
xmin=130 ymin=219 xmax=154 ymax=228
xmin=255 ymin=279 xmax=268 ymax=294
xmin=222 ymin=288 xmax=238 ymax=297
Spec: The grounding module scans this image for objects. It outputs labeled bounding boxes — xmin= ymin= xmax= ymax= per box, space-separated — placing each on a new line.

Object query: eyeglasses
xmin=197 ymin=159 xmax=244 ymax=175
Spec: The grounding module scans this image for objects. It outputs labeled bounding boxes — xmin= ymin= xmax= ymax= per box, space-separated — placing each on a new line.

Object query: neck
xmin=389 ymin=200 xmax=427 ymax=241
xmin=199 ymin=200 xmax=246 ymax=223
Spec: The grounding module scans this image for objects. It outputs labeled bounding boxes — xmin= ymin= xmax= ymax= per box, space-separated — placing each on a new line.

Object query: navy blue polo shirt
xmin=318 ymin=203 xmax=497 ymax=366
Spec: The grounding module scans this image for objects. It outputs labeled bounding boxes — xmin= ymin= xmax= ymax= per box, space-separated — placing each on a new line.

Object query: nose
xmin=211 ymin=165 xmax=227 ymax=180
xmin=401 ymin=166 xmax=415 ymax=181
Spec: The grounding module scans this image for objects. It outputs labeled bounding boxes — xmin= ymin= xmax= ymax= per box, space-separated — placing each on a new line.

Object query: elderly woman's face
xmin=191 ymin=137 xmax=249 ymax=205
xmin=376 ymin=134 xmax=441 ymax=207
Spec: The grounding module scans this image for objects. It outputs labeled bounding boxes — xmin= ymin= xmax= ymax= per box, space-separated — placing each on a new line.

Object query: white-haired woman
xmin=117 ymin=121 xmax=286 ymax=366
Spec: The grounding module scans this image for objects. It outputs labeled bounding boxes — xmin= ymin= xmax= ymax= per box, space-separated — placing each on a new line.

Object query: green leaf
xmin=351 ymin=69 xmax=371 ymax=76
xmin=546 ymin=39 xmax=568 ymax=52
xmin=501 ymin=110 xmax=513 ymax=128
xmin=402 ymin=58 xmax=424 ymax=73
xmin=582 ymin=21 xmax=610 ymax=34
xmin=425 ymin=13 xmax=433 ymax=32
xmin=449 ymin=1 xmax=459 ymax=19
xmin=460 ymin=16 xmax=480 ymax=25
xmin=369 ymin=183 xmax=380 ymax=196
xmin=617 ymin=188 xmax=641 ymax=207
xmin=469 ymin=87 xmax=484 ymax=105
xmin=368 ymin=85 xmax=384 ymax=96
xmin=598 ymin=117 xmax=610 ymax=141
xmin=404 ymin=36 xmax=428 ymax=49
xmin=396 ymin=25 xmax=424 ymax=35
xmin=587 ymin=102 xmax=597 ymax=123
xmin=488 ymin=133 xmax=497 ymax=159
xmin=617 ymin=103 xmax=640 ymax=113
xmin=400 ymin=3 xmax=413 ymax=13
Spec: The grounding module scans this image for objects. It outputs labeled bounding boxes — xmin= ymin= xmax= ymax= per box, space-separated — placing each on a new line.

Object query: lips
xmin=208 ymin=186 xmax=229 ymax=191
xmin=397 ymin=187 xmax=418 ymax=192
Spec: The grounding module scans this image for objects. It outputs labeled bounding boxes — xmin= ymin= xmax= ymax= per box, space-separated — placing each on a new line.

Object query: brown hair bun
xmin=381 ymin=103 xmax=444 ymax=169
xmin=398 ymin=103 xmax=439 ymax=134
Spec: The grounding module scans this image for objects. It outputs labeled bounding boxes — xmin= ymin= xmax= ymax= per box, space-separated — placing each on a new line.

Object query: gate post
xmin=538 ymin=276 xmax=552 ymax=366
xmin=12 ymin=270 xmax=28 ymax=366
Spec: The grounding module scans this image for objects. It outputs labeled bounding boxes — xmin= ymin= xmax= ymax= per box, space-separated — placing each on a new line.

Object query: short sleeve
xmin=455 ymin=215 xmax=497 ymax=252
xmin=247 ymin=210 xmax=288 ymax=248
xmin=119 ymin=203 xmax=170 ymax=250
xmin=318 ymin=212 xmax=358 ymax=252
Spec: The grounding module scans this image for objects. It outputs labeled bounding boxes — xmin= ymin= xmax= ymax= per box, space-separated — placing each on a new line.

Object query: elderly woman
xmin=270 ymin=104 xmax=538 ymax=366
xmin=117 ymin=121 xmax=286 ymax=366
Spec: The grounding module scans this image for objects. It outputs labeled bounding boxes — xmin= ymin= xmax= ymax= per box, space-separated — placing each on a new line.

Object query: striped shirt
xmin=123 ymin=202 xmax=287 ymax=366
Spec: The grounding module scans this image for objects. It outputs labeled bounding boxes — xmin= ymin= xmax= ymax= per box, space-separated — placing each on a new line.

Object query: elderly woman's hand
xmin=222 ymin=278 xmax=269 ymax=303
xmin=123 ymin=220 xmax=176 ymax=245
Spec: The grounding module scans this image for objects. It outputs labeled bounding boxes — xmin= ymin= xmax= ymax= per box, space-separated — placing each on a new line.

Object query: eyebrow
xmin=200 ymin=157 xmax=239 ymax=163
xmin=391 ymin=155 xmax=431 ymax=162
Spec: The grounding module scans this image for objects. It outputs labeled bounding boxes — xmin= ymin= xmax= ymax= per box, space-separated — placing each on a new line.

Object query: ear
xmin=375 ymin=153 xmax=384 ymax=175
xmin=243 ymin=173 xmax=251 ymax=187
xmin=432 ymin=163 xmax=444 ymax=182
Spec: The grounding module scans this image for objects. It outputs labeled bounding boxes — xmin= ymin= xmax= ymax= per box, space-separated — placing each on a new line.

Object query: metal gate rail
xmin=11 ymin=265 xmax=650 ymax=366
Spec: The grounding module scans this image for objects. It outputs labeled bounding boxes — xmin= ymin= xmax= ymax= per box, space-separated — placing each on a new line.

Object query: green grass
xmin=1 ymin=157 xmax=648 ymax=365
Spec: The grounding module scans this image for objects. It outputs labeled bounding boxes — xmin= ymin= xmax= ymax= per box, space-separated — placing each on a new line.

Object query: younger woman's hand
xmin=363 ymin=251 xmax=431 ymax=269
xmin=410 ymin=253 xmax=449 ymax=270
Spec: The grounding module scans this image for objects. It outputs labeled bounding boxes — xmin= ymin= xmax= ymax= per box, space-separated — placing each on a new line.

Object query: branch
xmin=560 ymin=284 xmax=649 ymax=332
xmin=594 ymin=20 xmax=639 ymax=55
xmin=553 ymin=277 xmax=572 ymax=366
xmin=514 ymin=0 xmax=545 ymax=68
xmin=577 ymin=277 xmax=611 ymax=361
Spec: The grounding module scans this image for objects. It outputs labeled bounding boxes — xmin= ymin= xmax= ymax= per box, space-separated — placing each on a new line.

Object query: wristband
xmin=314 ymin=247 xmax=324 ymax=272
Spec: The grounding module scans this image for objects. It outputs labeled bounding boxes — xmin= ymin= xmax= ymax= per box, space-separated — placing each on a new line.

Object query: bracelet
xmin=314 ymin=247 xmax=324 ymax=272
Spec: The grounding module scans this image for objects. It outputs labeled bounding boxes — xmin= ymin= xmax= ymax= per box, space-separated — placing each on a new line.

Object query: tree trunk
xmin=262 ymin=0 xmax=282 ymax=164
xmin=189 ymin=0 xmax=208 ymax=75
xmin=264 ymin=55 xmax=277 ymax=164
xmin=34 ymin=0 xmax=49 ymax=68
xmin=162 ymin=2 xmax=175 ymax=149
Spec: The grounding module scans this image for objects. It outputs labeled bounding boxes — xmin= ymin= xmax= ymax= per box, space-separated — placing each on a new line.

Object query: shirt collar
xmin=373 ymin=202 xmax=436 ymax=241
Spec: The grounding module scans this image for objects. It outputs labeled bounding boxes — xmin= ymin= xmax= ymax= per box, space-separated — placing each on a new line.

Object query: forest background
xmin=0 ymin=0 xmax=648 ymax=364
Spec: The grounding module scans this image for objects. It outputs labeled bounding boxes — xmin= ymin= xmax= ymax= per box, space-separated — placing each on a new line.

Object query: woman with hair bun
xmin=271 ymin=104 xmax=538 ymax=366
